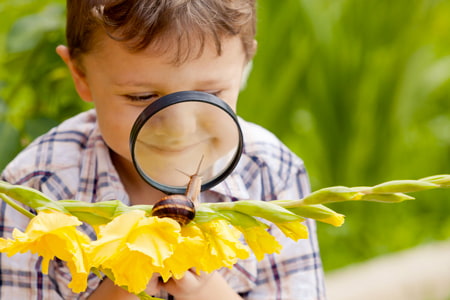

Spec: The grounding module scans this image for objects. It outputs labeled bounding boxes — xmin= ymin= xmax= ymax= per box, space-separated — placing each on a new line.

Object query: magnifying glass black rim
xmin=130 ymin=90 xmax=243 ymax=195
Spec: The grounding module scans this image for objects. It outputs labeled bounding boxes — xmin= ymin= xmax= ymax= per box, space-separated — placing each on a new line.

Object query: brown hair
xmin=66 ymin=0 xmax=256 ymax=64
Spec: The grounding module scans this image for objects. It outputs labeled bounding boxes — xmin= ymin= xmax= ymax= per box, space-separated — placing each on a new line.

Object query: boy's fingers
xmin=159 ymin=270 xmax=215 ymax=295
xmin=145 ymin=273 xmax=161 ymax=296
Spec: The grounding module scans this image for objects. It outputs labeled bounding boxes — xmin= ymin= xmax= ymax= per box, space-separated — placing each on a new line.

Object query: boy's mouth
xmin=136 ymin=139 xmax=208 ymax=156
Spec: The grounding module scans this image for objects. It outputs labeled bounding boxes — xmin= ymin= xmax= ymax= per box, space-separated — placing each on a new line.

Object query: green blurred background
xmin=0 ymin=0 xmax=449 ymax=272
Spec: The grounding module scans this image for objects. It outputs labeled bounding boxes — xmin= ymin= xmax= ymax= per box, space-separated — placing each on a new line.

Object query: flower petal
xmin=189 ymin=220 xmax=250 ymax=273
xmin=0 ymin=210 xmax=91 ymax=293
xmin=236 ymin=226 xmax=282 ymax=261
xmin=89 ymin=211 xmax=183 ymax=294
xmin=275 ymin=220 xmax=309 ymax=241
xmin=127 ymin=217 xmax=181 ymax=267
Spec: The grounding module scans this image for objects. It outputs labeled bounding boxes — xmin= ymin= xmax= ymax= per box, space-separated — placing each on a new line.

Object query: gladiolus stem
xmin=0 ymin=193 xmax=35 ymax=219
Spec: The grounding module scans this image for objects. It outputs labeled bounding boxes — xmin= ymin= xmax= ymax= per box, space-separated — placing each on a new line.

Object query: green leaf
xmin=0 ymin=180 xmax=67 ymax=212
xmin=6 ymin=4 xmax=64 ymax=53
xmin=0 ymin=193 xmax=35 ymax=218
xmin=59 ymin=200 xmax=134 ymax=225
xmin=194 ymin=206 xmax=226 ymax=223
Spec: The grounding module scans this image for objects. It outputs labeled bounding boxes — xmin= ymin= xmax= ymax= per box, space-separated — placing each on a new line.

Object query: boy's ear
xmin=240 ymin=40 xmax=257 ymax=90
xmin=56 ymin=45 xmax=93 ymax=102
xmin=251 ymin=39 xmax=258 ymax=54
xmin=247 ymin=39 xmax=258 ymax=61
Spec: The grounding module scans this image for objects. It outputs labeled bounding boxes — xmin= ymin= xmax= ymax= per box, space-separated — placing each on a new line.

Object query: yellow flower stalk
xmin=0 ymin=174 xmax=449 ymax=298
xmin=0 ymin=210 xmax=91 ymax=293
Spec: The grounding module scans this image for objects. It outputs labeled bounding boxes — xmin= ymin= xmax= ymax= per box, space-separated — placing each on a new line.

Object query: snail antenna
xmin=195 ymin=155 xmax=205 ymax=175
xmin=175 ymin=168 xmax=190 ymax=178
xmin=175 ymin=154 xmax=205 ymax=178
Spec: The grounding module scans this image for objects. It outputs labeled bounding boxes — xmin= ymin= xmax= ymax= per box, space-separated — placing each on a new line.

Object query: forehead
xmin=86 ymin=31 xmax=245 ymax=67
xmin=81 ymin=33 xmax=247 ymax=90
xmin=87 ymin=26 xmax=233 ymax=66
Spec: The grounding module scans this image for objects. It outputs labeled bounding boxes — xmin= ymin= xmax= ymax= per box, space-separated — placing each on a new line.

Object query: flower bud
xmin=360 ymin=192 xmax=414 ymax=203
xmin=300 ymin=186 xmax=364 ymax=205
xmin=419 ymin=174 xmax=450 ymax=187
xmin=286 ymin=204 xmax=345 ymax=227
xmin=210 ymin=200 xmax=302 ymax=223
xmin=371 ymin=180 xmax=438 ymax=194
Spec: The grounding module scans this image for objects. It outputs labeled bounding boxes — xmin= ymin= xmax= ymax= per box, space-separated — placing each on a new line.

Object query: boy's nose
xmin=152 ymin=103 xmax=198 ymax=137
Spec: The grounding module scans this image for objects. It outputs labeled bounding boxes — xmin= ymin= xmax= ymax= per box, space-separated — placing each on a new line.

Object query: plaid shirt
xmin=0 ymin=110 xmax=326 ymax=300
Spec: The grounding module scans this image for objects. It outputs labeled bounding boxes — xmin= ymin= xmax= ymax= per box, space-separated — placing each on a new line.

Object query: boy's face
xmin=59 ymin=34 xmax=248 ymax=185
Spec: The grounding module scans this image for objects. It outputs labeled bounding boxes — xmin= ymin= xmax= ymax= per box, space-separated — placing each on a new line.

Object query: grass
xmin=238 ymin=0 xmax=450 ymax=270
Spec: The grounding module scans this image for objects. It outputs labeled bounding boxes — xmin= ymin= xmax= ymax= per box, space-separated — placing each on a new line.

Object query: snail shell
xmin=151 ymin=195 xmax=196 ymax=226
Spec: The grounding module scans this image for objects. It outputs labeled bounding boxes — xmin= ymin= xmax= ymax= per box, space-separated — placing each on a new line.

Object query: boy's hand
xmin=88 ymin=271 xmax=242 ymax=300
xmin=159 ymin=270 xmax=242 ymax=300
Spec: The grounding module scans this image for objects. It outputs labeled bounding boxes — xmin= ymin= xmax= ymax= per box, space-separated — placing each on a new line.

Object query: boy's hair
xmin=66 ymin=0 xmax=256 ymax=64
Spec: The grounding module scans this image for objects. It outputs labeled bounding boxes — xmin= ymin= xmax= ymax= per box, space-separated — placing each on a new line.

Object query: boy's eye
xmin=204 ymin=90 xmax=222 ymax=97
xmin=125 ymin=94 xmax=158 ymax=102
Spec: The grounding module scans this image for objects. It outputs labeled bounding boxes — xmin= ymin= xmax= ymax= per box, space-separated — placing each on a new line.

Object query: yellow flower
xmin=0 ymin=210 xmax=91 ymax=293
xmin=182 ymin=220 xmax=250 ymax=274
xmin=275 ymin=220 xmax=309 ymax=241
xmin=161 ymin=227 xmax=206 ymax=280
xmin=88 ymin=210 xmax=182 ymax=294
xmin=235 ymin=225 xmax=282 ymax=261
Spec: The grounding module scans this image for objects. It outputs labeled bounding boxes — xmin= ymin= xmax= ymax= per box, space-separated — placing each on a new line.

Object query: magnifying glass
xmin=130 ymin=91 xmax=243 ymax=195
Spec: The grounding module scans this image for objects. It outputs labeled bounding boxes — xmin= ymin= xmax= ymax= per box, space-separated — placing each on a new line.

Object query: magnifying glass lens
xmin=130 ymin=91 xmax=243 ymax=194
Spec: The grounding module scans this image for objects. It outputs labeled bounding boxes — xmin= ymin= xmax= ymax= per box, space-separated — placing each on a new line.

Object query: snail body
xmin=151 ymin=159 xmax=203 ymax=226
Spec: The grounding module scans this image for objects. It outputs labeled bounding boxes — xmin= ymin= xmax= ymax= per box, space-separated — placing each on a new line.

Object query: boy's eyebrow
xmin=111 ymin=80 xmax=153 ymax=88
xmin=112 ymin=78 xmax=227 ymax=88
xmin=196 ymin=78 xmax=226 ymax=85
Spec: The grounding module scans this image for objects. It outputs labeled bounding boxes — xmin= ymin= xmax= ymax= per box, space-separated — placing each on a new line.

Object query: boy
xmin=0 ymin=0 xmax=326 ymax=299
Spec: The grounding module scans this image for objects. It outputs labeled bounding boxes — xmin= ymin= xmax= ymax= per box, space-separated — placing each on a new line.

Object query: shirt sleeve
xmin=0 ymin=112 xmax=105 ymax=300
xmin=219 ymin=120 xmax=327 ymax=300
xmin=0 ymin=171 xmax=101 ymax=300
xmin=242 ymin=223 xmax=326 ymax=300
xmin=245 ymin=166 xmax=326 ymax=300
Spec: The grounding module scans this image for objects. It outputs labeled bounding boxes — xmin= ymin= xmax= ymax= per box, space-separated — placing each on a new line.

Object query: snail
xmin=151 ymin=157 xmax=203 ymax=226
